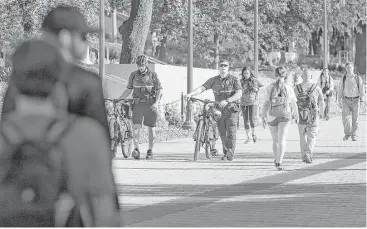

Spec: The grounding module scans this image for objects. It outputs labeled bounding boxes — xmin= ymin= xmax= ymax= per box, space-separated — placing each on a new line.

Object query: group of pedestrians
xmin=0 ymin=6 xmax=120 ymax=227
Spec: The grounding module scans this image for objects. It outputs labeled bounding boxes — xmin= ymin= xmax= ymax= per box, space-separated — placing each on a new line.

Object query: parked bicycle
xmin=105 ymin=98 xmax=134 ymax=159
xmin=189 ymin=97 xmax=220 ymax=161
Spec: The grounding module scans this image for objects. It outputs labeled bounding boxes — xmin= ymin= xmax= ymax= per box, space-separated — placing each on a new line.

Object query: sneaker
xmin=351 ymin=135 xmax=358 ymax=141
xmin=132 ymin=148 xmax=140 ymax=160
xmin=244 ymin=139 xmax=251 ymax=144
xmin=343 ymin=135 xmax=350 ymax=141
xmin=221 ymin=155 xmax=228 ymax=161
xmin=146 ymin=149 xmax=153 ymax=160
xmin=226 ymin=150 xmax=234 ymax=161
xmin=276 ymin=163 xmax=284 ymax=171
xmin=301 ymin=155 xmax=306 ymax=163
xmin=252 ymin=134 xmax=258 ymax=143
xmin=304 ymin=152 xmax=313 ymax=163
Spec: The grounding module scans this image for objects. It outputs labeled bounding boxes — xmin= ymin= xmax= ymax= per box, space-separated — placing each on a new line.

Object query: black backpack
xmin=296 ymin=84 xmax=318 ymax=124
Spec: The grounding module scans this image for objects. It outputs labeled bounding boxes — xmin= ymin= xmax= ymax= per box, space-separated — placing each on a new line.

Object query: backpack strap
xmin=308 ymin=83 xmax=318 ymax=94
xmin=296 ymin=84 xmax=303 ymax=94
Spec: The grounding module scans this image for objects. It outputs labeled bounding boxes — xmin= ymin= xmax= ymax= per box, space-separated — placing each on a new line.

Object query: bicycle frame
xmin=190 ymin=97 xmax=219 ymax=160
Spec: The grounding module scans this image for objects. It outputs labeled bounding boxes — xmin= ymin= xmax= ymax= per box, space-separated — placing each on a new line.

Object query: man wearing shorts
xmin=119 ymin=55 xmax=162 ymax=160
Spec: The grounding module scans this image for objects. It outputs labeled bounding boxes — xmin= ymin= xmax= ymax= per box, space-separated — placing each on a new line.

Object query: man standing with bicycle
xmin=186 ymin=60 xmax=242 ymax=161
xmin=119 ymin=55 xmax=162 ymax=160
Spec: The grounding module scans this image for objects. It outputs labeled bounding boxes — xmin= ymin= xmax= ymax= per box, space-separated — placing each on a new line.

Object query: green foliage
xmin=150 ymin=0 xmax=366 ymax=67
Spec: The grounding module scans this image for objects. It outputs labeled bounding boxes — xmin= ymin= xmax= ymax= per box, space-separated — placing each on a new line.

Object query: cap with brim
xmin=42 ymin=6 xmax=98 ymax=34
xmin=12 ymin=40 xmax=63 ymax=97
xmin=219 ymin=60 xmax=229 ymax=65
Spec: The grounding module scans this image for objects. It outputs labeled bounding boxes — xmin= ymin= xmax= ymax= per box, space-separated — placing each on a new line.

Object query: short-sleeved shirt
xmin=202 ymin=74 xmax=242 ymax=102
xmin=127 ymin=69 xmax=162 ymax=100
xmin=264 ymin=83 xmax=297 ymax=121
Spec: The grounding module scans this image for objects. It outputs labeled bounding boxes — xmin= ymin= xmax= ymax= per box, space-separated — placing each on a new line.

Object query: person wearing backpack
xmin=240 ymin=66 xmax=264 ymax=144
xmin=261 ymin=66 xmax=298 ymax=170
xmin=0 ymin=40 xmax=121 ymax=227
xmin=118 ymin=55 xmax=163 ymax=160
xmin=295 ymin=69 xmax=325 ymax=163
xmin=338 ymin=62 xmax=365 ymax=141
xmin=317 ymin=68 xmax=334 ymax=121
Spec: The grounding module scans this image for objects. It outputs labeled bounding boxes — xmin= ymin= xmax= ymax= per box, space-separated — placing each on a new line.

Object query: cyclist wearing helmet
xmin=119 ymin=55 xmax=162 ymax=160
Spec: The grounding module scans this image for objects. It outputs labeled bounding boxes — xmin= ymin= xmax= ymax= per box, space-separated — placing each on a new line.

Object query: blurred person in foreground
xmin=0 ymin=40 xmax=120 ymax=227
xmin=1 ymin=5 xmax=110 ymax=142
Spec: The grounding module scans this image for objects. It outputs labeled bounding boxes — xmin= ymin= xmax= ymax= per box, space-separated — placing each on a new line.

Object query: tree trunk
xmin=355 ymin=23 xmax=366 ymax=75
xmin=118 ymin=0 xmax=154 ymax=64
xmin=214 ymin=33 xmax=220 ymax=70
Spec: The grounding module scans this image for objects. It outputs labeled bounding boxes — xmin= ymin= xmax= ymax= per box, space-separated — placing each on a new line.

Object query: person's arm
xmin=226 ymin=77 xmax=242 ymax=102
xmin=317 ymin=87 xmax=325 ymax=118
xmin=187 ymin=77 xmax=216 ymax=98
xmin=288 ymin=85 xmax=299 ymax=121
xmin=186 ymin=86 xmax=206 ymax=97
xmin=329 ymin=76 xmax=335 ymax=92
xmin=119 ymin=72 xmax=134 ymax=99
xmin=261 ymin=85 xmax=271 ymax=118
xmin=152 ymin=73 xmax=163 ymax=106
xmin=84 ymin=121 xmax=121 ymax=227
xmin=358 ymin=76 xmax=365 ymax=103
xmin=1 ymin=84 xmax=17 ymax=115
xmin=338 ymin=78 xmax=344 ymax=106
xmin=257 ymin=79 xmax=264 ymax=88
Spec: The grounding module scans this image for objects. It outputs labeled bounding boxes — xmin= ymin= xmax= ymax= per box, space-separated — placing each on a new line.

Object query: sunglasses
xmin=219 ymin=64 xmax=229 ymax=67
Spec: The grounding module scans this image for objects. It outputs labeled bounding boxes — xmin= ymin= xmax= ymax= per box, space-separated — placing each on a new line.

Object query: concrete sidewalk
xmin=113 ymin=115 xmax=366 ymax=227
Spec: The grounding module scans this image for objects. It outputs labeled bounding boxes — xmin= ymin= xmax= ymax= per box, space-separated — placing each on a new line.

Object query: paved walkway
xmin=113 ymin=115 xmax=366 ymax=227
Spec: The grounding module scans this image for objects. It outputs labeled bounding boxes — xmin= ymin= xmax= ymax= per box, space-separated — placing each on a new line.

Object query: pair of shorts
xmin=132 ymin=102 xmax=158 ymax=127
xmin=267 ymin=117 xmax=290 ymax=126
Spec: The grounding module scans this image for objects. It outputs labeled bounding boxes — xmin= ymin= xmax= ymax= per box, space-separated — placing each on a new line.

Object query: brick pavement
xmin=113 ymin=115 xmax=366 ymax=227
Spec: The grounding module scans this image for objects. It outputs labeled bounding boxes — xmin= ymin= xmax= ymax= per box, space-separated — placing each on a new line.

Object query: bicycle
xmin=189 ymin=97 xmax=220 ymax=161
xmin=105 ymin=98 xmax=134 ymax=159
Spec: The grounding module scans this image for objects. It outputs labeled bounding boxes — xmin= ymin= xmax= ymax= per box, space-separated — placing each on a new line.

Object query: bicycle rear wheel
xmin=120 ymin=119 xmax=133 ymax=158
xmin=110 ymin=119 xmax=119 ymax=159
xmin=205 ymin=122 xmax=218 ymax=159
xmin=194 ymin=119 xmax=204 ymax=161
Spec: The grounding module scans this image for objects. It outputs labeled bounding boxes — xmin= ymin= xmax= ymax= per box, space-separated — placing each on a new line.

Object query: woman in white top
xmin=261 ymin=66 xmax=299 ymax=170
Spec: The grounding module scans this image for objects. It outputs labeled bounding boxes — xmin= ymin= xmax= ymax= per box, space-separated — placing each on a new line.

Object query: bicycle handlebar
xmin=105 ymin=98 xmax=134 ymax=104
xmin=189 ymin=97 xmax=216 ymax=105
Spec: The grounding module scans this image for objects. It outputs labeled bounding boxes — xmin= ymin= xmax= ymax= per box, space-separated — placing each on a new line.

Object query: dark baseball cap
xmin=42 ymin=6 xmax=98 ymax=34
xmin=11 ymin=40 xmax=64 ymax=97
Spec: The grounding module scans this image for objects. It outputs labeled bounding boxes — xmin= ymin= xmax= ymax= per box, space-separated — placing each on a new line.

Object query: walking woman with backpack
xmin=261 ymin=66 xmax=299 ymax=170
xmin=240 ymin=66 xmax=264 ymax=144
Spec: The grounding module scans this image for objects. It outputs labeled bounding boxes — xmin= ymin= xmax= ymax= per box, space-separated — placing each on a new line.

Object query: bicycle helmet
xmin=136 ymin=55 xmax=148 ymax=66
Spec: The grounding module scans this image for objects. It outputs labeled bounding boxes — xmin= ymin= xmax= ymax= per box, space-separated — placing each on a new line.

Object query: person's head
xmin=42 ymin=6 xmax=97 ymax=60
xmin=136 ymin=55 xmax=149 ymax=73
xmin=302 ymin=68 xmax=312 ymax=82
xmin=219 ymin=60 xmax=229 ymax=76
xmin=241 ymin=66 xmax=253 ymax=80
xmin=11 ymin=40 xmax=64 ymax=98
xmin=345 ymin=62 xmax=354 ymax=76
xmin=275 ymin=66 xmax=287 ymax=88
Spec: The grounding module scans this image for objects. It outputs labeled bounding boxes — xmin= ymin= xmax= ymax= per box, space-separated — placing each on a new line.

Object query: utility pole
xmin=99 ymin=0 xmax=106 ymax=97
xmin=182 ymin=0 xmax=195 ymax=130
xmin=254 ymin=0 xmax=259 ymax=78
xmin=323 ymin=0 xmax=328 ymax=72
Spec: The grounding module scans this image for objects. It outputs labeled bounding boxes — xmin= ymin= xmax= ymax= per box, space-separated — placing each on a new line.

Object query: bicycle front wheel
xmin=194 ymin=119 xmax=204 ymax=161
xmin=120 ymin=119 xmax=133 ymax=158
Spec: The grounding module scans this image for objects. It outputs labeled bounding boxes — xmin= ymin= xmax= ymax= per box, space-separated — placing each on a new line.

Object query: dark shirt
xmin=127 ymin=68 xmax=162 ymax=100
xmin=1 ymin=63 xmax=110 ymax=140
xmin=202 ymin=74 xmax=242 ymax=102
